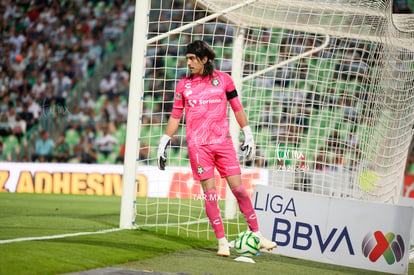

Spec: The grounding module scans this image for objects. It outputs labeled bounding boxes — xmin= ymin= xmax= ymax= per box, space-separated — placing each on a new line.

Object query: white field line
xmin=0 ymin=219 xmax=212 ymax=244
xmin=0 ymin=228 xmax=123 ymax=245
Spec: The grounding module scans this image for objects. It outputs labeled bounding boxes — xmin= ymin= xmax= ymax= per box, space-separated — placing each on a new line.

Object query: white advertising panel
xmin=0 ymin=162 xmax=267 ymax=199
xmin=254 ymin=184 xmax=413 ymax=274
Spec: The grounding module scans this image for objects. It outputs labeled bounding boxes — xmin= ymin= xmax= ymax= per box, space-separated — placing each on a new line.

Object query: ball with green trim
xmin=234 ymin=230 xmax=260 ymax=256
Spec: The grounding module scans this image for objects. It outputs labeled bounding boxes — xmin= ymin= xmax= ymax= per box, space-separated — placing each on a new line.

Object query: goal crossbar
xmin=198 ymin=0 xmax=414 ymax=51
xmin=146 ymin=0 xmax=257 ymax=45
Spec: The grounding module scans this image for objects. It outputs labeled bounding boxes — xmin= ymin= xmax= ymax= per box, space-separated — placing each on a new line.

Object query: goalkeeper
xmin=157 ymin=40 xmax=276 ymax=257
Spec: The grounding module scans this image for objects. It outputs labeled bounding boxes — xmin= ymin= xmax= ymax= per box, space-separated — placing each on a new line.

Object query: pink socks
xmin=231 ymin=184 xmax=259 ymax=232
xmin=204 ymin=189 xmax=225 ymax=239
xmin=204 ymin=184 xmax=259 ymax=239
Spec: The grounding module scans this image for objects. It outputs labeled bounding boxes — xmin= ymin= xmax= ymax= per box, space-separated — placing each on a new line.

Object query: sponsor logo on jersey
xmin=175 ymin=93 xmax=181 ymax=100
xmin=188 ymin=100 xmax=196 ymax=107
xmin=199 ymin=98 xmax=221 ymax=105
xmin=187 ymin=98 xmax=222 ymax=107
xmin=184 ymin=90 xmax=193 ymax=97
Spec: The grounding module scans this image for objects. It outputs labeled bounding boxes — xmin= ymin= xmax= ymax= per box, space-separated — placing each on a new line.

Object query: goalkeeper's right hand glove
xmin=241 ymin=125 xmax=255 ymax=161
xmin=157 ymin=134 xmax=171 ymax=170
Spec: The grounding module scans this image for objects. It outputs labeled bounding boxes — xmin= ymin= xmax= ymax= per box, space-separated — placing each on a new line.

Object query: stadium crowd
xmin=0 ymin=0 xmax=413 ymax=175
xmin=0 ymin=0 xmax=135 ymax=164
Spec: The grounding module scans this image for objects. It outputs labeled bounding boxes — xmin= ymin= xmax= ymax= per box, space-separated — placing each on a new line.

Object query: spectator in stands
xmin=345 ymin=128 xmax=359 ymax=150
xmin=10 ymin=114 xmax=26 ymax=141
xmin=38 ymin=87 xmax=53 ymax=117
xmin=51 ymin=70 xmax=72 ymax=108
xmin=221 ymin=52 xmax=232 ymax=73
xmin=111 ymin=60 xmax=130 ymax=89
xmin=11 ymin=54 xmax=26 ymax=73
xmin=259 ymin=103 xmax=277 ymax=128
xmin=15 ymin=100 xmax=24 ymax=114
xmin=341 ymin=96 xmax=359 ymax=123
xmin=0 ymin=0 xmax=135 ymax=163
xmin=26 ymin=57 xmax=40 ymax=79
xmin=20 ymin=76 xmax=33 ymax=96
xmin=21 ymin=90 xmax=32 ymax=106
xmin=19 ymin=103 xmax=36 ymax=131
xmin=99 ymin=74 xmax=117 ymax=99
xmin=70 ymin=135 xmax=86 ymax=163
xmin=294 ymin=106 xmax=310 ymax=134
xmin=84 ymin=109 xmax=98 ymax=132
xmin=8 ymin=25 xmax=26 ymax=54
xmin=0 ymin=71 xmax=9 ymax=98
xmin=95 ymin=107 xmax=112 ymax=132
xmin=112 ymin=95 xmax=128 ymax=122
xmin=65 ymin=106 xmax=84 ymax=132
xmin=139 ymin=141 xmax=150 ymax=165
xmin=117 ymin=143 xmax=125 ymax=164
xmin=32 ymin=76 xmax=47 ymax=101
xmin=6 ymin=105 xmax=17 ymax=128
xmin=54 ymin=134 xmax=70 ymax=163
xmin=100 ymin=96 xmax=116 ymax=122
xmin=88 ymin=39 xmax=104 ymax=65
xmin=112 ymin=57 xmax=128 ymax=74
xmin=33 ymin=130 xmax=54 ymax=162
xmin=95 ymin=126 xmax=118 ymax=157
xmin=327 ymin=130 xmax=344 ymax=154
xmin=0 ymin=113 xmax=11 ymax=137
xmin=314 ymin=147 xmax=328 ymax=171
xmin=9 ymin=71 xmax=25 ymax=95
xmin=116 ymin=74 xmax=130 ymax=99
xmin=73 ymin=49 xmax=89 ymax=80
xmin=151 ymin=102 xmax=164 ymax=124
xmin=0 ymin=96 xmax=10 ymax=114
xmin=79 ymin=91 xmax=95 ymax=114
xmin=82 ymin=140 xmax=98 ymax=163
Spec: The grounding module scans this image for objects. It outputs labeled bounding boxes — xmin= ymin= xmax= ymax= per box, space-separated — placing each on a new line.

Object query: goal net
xmin=121 ymin=0 xmax=414 ymax=239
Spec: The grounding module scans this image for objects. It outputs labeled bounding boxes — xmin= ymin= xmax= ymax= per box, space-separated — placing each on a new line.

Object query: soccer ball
xmin=234 ymin=230 xmax=260 ymax=256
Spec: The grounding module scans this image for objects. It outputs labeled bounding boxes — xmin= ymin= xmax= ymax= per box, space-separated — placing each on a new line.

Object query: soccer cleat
xmin=255 ymin=232 xmax=277 ymax=251
xmin=217 ymin=240 xmax=230 ymax=257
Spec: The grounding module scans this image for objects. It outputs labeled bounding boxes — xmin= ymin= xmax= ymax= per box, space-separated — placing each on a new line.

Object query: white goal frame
xmin=120 ymin=0 xmax=258 ymax=229
xmin=120 ymin=0 xmax=414 ymax=232
xmin=120 ymin=0 xmax=332 ymax=228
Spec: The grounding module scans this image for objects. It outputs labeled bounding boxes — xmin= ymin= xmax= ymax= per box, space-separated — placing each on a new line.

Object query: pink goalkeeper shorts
xmin=188 ymin=138 xmax=242 ymax=181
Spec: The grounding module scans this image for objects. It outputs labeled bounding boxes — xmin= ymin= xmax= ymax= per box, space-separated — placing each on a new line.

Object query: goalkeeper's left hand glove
xmin=241 ymin=125 xmax=255 ymax=161
xmin=157 ymin=134 xmax=171 ymax=170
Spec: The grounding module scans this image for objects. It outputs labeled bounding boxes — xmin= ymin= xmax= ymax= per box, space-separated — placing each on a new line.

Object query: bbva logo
xmin=362 ymin=231 xmax=405 ymax=265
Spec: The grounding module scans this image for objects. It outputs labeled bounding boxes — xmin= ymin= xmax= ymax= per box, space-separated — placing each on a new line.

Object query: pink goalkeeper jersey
xmin=173 ymin=71 xmax=236 ymax=147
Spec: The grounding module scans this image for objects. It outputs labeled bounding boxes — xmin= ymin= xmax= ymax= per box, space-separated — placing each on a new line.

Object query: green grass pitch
xmin=0 ymin=192 xmax=412 ymax=275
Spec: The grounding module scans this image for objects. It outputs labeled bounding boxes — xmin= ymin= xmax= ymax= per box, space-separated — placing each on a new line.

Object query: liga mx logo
xmin=362 ymin=231 xmax=405 ymax=265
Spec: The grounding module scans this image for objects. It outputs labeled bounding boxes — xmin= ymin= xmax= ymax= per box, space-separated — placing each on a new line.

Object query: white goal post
xmin=120 ymin=0 xmax=414 ymax=243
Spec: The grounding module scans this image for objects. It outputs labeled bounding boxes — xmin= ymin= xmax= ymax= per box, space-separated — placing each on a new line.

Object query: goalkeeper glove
xmin=157 ymin=134 xmax=171 ymax=170
xmin=241 ymin=125 xmax=255 ymax=161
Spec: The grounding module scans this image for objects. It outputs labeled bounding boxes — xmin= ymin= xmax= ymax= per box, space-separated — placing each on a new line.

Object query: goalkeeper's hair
xmin=185 ymin=40 xmax=216 ymax=78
